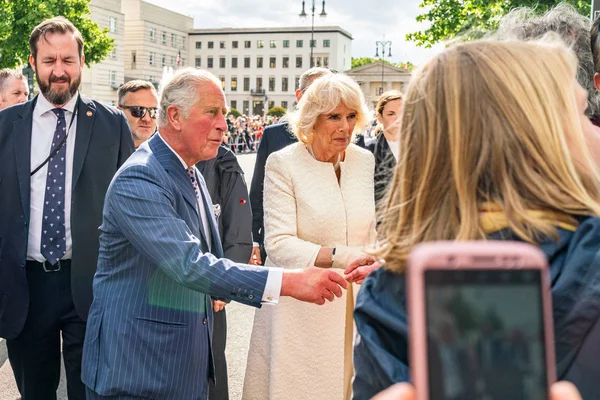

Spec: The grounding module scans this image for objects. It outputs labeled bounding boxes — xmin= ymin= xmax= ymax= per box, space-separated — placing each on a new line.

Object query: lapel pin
xmin=86 ymin=111 xmax=93 ymax=117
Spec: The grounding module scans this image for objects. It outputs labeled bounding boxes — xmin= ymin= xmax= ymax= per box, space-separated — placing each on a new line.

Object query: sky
xmin=145 ymin=0 xmax=444 ymax=66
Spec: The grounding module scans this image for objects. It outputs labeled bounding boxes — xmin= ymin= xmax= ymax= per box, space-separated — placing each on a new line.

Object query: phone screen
xmin=424 ymin=269 xmax=548 ymax=400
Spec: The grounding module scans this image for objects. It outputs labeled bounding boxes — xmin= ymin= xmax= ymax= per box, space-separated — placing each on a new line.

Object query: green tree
xmin=407 ymin=0 xmax=590 ymax=48
xmin=0 ymin=0 xmax=114 ymax=68
xmin=351 ymin=57 xmax=391 ymax=69
xmin=267 ymin=106 xmax=286 ymax=118
xmin=227 ymin=107 xmax=242 ymax=119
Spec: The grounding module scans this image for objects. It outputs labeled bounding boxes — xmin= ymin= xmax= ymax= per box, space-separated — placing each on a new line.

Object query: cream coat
xmin=242 ymin=143 xmax=377 ymax=400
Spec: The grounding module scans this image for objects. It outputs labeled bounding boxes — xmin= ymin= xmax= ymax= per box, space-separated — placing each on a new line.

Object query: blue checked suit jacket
xmin=82 ymin=134 xmax=269 ymax=399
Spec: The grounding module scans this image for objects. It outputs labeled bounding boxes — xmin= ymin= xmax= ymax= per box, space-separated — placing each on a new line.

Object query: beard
xmin=36 ymin=70 xmax=81 ymax=106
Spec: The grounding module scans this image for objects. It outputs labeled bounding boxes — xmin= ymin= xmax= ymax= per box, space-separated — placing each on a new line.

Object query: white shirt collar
xmin=157 ymin=132 xmax=190 ymax=169
xmin=35 ymin=91 xmax=79 ymax=117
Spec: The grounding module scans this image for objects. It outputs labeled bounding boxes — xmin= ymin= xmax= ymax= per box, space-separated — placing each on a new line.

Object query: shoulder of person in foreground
xmin=215 ymin=144 xmax=244 ymax=175
xmin=353 ymin=266 xmax=410 ymax=400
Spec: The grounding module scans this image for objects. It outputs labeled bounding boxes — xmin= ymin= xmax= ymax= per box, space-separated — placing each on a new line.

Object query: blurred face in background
xmin=0 ymin=77 xmax=29 ymax=109
xmin=377 ymin=99 xmax=402 ymax=142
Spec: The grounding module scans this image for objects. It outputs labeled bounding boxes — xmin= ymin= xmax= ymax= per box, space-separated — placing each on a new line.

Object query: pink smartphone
xmin=407 ymin=241 xmax=556 ymax=400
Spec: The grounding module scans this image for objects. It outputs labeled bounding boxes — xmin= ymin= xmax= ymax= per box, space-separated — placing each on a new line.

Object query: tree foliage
xmin=0 ymin=0 xmax=114 ymax=68
xmin=227 ymin=107 xmax=242 ymax=119
xmin=267 ymin=106 xmax=286 ymax=118
xmin=351 ymin=57 xmax=415 ymax=71
xmin=407 ymin=0 xmax=590 ymax=48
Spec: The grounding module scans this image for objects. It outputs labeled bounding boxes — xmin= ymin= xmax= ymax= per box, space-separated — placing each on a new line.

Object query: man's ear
xmin=594 ymin=73 xmax=600 ymax=93
xmin=29 ymin=55 xmax=36 ymax=74
xmin=167 ymin=105 xmax=182 ymax=130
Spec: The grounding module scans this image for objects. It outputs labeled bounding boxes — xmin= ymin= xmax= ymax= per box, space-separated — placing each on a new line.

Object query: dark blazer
xmin=249 ymin=122 xmax=297 ymax=256
xmin=353 ymin=217 xmax=600 ymax=400
xmin=0 ymin=95 xmax=134 ymax=339
xmin=82 ymin=134 xmax=269 ymax=399
xmin=366 ymin=134 xmax=397 ymax=209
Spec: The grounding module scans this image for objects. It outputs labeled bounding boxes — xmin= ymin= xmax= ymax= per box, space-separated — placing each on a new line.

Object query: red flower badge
xmin=239 ymin=197 xmax=247 ymax=205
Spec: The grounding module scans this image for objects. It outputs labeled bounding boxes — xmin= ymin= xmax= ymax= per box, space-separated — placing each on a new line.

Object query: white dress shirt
xmin=27 ymin=93 xmax=79 ymax=262
xmin=158 ymin=134 xmax=282 ymax=304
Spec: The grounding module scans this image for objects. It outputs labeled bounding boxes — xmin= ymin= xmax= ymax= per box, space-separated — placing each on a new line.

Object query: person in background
xmin=0 ymin=68 xmax=29 ymax=110
xmin=196 ymin=143 xmax=253 ymax=400
xmin=117 ymin=80 xmax=158 ymax=149
xmin=249 ymin=67 xmax=332 ymax=265
xmin=366 ymin=90 xmax=403 ymax=213
xmin=350 ymin=38 xmax=600 ymax=399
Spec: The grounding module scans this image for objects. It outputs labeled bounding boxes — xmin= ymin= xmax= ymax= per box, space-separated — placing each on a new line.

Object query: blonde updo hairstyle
xmin=286 ymin=73 xmax=371 ymax=145
xmin=377 ymin=38 xmax=600 ymax=273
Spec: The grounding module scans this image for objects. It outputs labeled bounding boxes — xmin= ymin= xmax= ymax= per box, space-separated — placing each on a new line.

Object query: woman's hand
xmin=212 ymin=300 xmax=226 ymax=312
xmin=344 ymin=254 xmax=381 ymax=284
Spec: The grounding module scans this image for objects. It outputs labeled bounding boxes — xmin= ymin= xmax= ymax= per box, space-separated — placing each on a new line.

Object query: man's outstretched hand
xmin=281 ymin=267 xmax=348 ymax=305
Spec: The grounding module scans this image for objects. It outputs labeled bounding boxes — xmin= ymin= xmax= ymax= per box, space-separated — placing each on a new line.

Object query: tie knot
xmin=52 ymin=108 xmax=65 ymax=119
xmin=186 ymin=166 xmax=195 ymax=178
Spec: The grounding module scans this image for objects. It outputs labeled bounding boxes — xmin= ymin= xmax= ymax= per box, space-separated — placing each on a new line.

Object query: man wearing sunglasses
xmin=117 ymin=80 xmax=159 ymax=149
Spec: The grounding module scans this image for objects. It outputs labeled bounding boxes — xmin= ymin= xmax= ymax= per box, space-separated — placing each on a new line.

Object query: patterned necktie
xmin=41 ymin=108 xmax=67 ymax=265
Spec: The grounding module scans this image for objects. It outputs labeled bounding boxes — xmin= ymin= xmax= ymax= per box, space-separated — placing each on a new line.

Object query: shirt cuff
xmin=252 ymin=242 xmax=260 ymax=247
xmin=261 ymin=267 xmax=283 ymax=304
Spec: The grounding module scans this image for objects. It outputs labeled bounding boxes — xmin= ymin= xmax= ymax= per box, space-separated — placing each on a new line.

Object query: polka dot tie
xmin=40 ymin=108 xmax=67 ymax=265
xmin=186 ymin=166 xmax=201 ymax=200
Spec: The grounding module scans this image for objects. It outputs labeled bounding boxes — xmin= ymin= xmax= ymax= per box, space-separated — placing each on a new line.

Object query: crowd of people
xmin=1 ymin=3 xmax=600 ymax=400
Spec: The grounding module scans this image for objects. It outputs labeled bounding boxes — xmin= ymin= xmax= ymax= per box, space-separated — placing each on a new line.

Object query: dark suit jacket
xmin=366 ymin=134 xmax=396 ymax=209
xmin=0 ymin=94 xmax=134 ymax=339
xmin=249 ymin=122 xmax=297 ymax=255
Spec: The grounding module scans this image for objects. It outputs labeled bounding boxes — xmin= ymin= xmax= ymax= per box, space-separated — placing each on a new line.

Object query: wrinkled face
xmin=30 ymin=31 xmax=83 ymax=107
xmin=179 ymin=81 xmax=228 ymax=161
xmin=120 ymin=89 xmax=158 ymax=148
xmin=377 ymin=99 xmax=402 ymax=141
xmin=312 ymin=102 xmax=357 ymax=159
xmin=574 ymin=81 xmax=600 ymax=170
xmin=0 ymin=77 xmax=29 ymax=109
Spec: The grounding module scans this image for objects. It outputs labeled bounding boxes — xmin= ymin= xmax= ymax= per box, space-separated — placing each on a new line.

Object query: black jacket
xmin=366 ymin=134 xmax=397 ymax=210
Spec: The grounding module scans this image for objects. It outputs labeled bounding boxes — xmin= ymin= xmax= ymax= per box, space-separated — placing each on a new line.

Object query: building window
xmin=268 ymin=100 xmax=275 ymax=109
xmin=231 ymin=100 xmax=237 ymax=110
xmin=207 ymin=57 xmax=213 ymax=68
xmin=243 ymin=100 xmax=249 ymax=114
xmin=220 ymin=41 xmax=226 ymax=49
xmin=296 ymin=56 xmax=302 ymax=68
xmin=316 ymin=56 xmax=321 ymax=67
xmin=181 ymin=36 xmax=186 ymax=49
xmin=269 ymin=57 xmax=276 ymax=68
xmin=245 ymin=40 xmax=251 ymax=48
xmin=296 ymin=40 xmax=303 ymax=48
xmin=282 ymin=77 xmax=289 ymax=92
xmin=171 ymin=33 xmax=175 ymax=47
xmin=208 ymin=41 xmax=214 ymax=49
xmin=231 ymin=77 xmax=237 ymax=92
xmin=232 ymin=57 xmax=238 ymax=68
xmin=195 ymin=41 xmax=202 ymax=49
xmin=161 ymin=54 xmax=166 ymax=67
xmin=323 ymin=39 xmax=331 ymax=47
xmin=220 ymin=76 xmax=226 ymax=90
xmin=270 ymin=40 xmax=276 ymax=48
xmin=256 ymin=77 xmax=263 ymax=91
xmin=283 ymin=40 xmax=290 ymax=48
xmin=257 ymin=40 xmax=264 ymax=48
xmin=162 ymin=31 xmax=167 ymax=45
xmin=109 ymin=70 xmax=116 ymax=86
xmin=171 ymin=55 xmax=175 ymax=66
xmin=324 ymin=56 xmax=329 ymax=68
xmin=220 ymin=57 xmax=226 ymax=68
xmin=310 ymin=39 xmax=316 ymax=48
xmin=282 ymin=57 xmax=289 ymax=68
xmin=149 ymin=52 xmax=155 ymax=65
xmin=109 ymin=17 xmax=117 ymax=33
xmin=131 ymin=51 xmax=136 ymax=69
xmin=232 ymin=41 xmax=238 ymax=49
xmin=244 ymin=57 xmax=250 ymax=68
xmin=281 ymin=101 xmax=288 ymax=110
xmin=257 ymin=57 xmax=263 ymax=68
xmin=195 ymin=57 xmax=201 ymax=68
xmin=295 ymin=76 xmax=300 ymax=90
xmin=269 ymin=76 xmax=275 ymax=91
xmin=110 ymin=46 xmax=117 ymax=59
xmin=149 ymin=28 xmax=155 ymax=42
xmin=243 ymin=77 xmax=250 ymax=91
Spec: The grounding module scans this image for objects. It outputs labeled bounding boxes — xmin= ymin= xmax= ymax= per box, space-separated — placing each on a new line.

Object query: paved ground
xmin=0 ymin=152 xmax=259 ymax=400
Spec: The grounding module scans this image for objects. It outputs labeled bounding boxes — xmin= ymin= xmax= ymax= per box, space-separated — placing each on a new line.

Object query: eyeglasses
xmin=120 ymin=105 xmax=158 ymax=119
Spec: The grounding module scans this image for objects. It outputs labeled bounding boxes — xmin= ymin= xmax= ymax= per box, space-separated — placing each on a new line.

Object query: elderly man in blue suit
xmin=81 ymin=68 xmax=348 ymax=400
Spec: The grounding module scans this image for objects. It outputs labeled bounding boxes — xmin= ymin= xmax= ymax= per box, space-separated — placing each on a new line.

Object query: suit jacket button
xmin=248 ymin=294 xmax=254 ymax=300
xmin=203 ymin=318 xmax=207 ymax=325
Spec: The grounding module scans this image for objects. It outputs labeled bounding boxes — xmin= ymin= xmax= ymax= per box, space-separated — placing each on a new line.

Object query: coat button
xmin=248 ymin=294 xmax=254 ymax=300
xmin=203 ymin=318 xmax=207 ymax=325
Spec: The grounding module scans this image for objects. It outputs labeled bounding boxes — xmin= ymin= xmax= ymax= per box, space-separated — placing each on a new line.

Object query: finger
xmin=550 ymin=381 xmax=582 ymax=400
xmin=344 ymin=271 xmax=359 ymax=283
xmin=315 ymin=296 xmax=325 ymax=306
xmin=325 ymin=279 xmax=343 ymax=298
xmin=328 ymin=270 xmax=349 ymax=289
xmin=372 ymin=383 xmax=415 ymax=400
xmin=321 ymin=289 xmax=335 ymax=302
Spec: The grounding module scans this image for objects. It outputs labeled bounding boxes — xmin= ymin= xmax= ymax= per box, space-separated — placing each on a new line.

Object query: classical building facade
xmin=188 ymin=26 xmax=353 ymax=115
xmin=344 ymin=61 xmax=411 ymax=107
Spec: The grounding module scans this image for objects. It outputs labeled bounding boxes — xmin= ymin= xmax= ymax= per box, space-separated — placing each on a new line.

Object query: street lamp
xmin=300 ymin=0 xmax=327 ymax=68
xmin=375 ymin=38 xmax=392 ymax=96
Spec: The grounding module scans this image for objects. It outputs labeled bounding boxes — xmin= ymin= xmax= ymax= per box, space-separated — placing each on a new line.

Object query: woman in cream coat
xmin=242 ymin=73 xmax=377 ymax=400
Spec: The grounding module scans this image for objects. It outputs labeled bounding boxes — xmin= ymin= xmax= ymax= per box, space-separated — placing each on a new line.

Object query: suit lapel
xmin=196 ymin=169 xmax=223 ymax=258
xmin=13 ymin=98 xmax=37 ymax=220
xmin=72 ymin=95 xmax=95 ymax=189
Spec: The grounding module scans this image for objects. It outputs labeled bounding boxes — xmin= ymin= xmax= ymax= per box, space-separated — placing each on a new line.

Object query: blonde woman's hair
xmin=285 ymin=73 xmax=371 ymax=144
xmin=377 ymin=38 xmax=600 ymax=273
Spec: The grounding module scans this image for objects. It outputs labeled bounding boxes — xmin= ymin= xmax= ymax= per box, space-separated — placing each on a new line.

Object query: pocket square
xmin=213 ymin=203 xmax=221 ymax=218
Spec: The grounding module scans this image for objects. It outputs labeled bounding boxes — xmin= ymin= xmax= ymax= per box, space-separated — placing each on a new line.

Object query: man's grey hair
xmin=496 ymin=3 xmax=600 ymax=118
xmin=117 ymin=80 xmax=157 ymax=106
xmin=298 ymin=67 xmax=332 ymax=92
xmin=0 ymin=68 xmax=25 ymax=95
xmin=158 ymin=67 xmax=222 ymax=128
